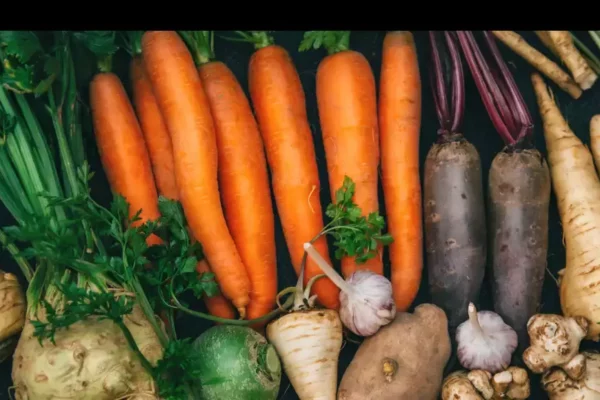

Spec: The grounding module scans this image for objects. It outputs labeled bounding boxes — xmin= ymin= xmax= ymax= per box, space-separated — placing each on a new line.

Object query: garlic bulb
xmin=303 ymin=243 xmax=396 ymax=336
xmin=456 ymin=303 xmax=518 ymax=373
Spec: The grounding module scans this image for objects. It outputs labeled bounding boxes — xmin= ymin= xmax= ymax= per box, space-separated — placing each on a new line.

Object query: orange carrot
xmin=130 ymin=54 xmax=179 ymax=200
xmin=180 ymin=31 xmax=278 ymax=321
xmin=141 ymin=31 xmax=251 ymax=317
xmin=300 ymin=31 xmax=382 ymax=278
xmin=238 ymin=31 xmax=340 ymax=310
xmin=89 ymin=72 xmax=161 ymax=245
xmin=379 ymin=31 xmax=423 ymax=311
xmin=195 ymin=259 xmax=237 ymax=320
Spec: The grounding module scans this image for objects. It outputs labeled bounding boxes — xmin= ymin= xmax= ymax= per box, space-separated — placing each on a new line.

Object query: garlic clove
xmin=456 ymin=303 xmax=518 ymax=374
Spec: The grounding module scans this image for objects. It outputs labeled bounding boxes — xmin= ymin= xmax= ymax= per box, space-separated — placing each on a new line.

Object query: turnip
xmin=532 ymin=72 xmax=600 ymax=341
xmin=191 ymin=325 xmax=281 ymax=400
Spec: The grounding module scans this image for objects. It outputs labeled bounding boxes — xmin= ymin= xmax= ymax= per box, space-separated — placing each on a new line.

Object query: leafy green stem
xmin=169 ymin=279 xmax=294 ymax=325
xmin=123 ymin=31 xmax=144 ymax=56
xmin=115 ymin=319 xmax=155 ymax=374
xmin=0 ymin=230 xmax=33 ymax=281
xmin=178 ymin=31 xmax=214 ymax=66
xmin=132 ymin=277 xmax=169 ymax=346
xmin=226 ymin=31 xmax=275 ymax=50
xmin=572 ymin=32 xmax=600 ymax=75
xmin=299 ymin=31 xmax=351 ymax=55
xmin=590 ymin=31 xmax=600 ymax=51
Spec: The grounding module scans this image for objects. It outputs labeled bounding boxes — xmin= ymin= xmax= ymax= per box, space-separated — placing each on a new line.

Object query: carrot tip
xmin=237 ymin=307 xmax=247 ymax=319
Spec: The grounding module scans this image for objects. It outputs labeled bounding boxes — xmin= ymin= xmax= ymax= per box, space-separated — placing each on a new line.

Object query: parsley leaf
xmin=322 ymin=176 xmax=394 ymax=264
xmin=31 ymin=281 xmax=133 ymax=345
xmin=154 ymin=338 xmax=203 ymax=399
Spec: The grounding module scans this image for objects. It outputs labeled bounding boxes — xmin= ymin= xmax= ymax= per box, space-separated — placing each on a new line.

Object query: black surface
xmin=1 ymin=30 xmax=600 ymax=399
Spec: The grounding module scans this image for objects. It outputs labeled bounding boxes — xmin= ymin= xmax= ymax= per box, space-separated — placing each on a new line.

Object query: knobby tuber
xmin=442 ymin=366 xmax=530 ymax=400
xmin=523 ymin=313 xmax=588 ymax=376
xmin=542 ymin=351 xmax=600 ymax=400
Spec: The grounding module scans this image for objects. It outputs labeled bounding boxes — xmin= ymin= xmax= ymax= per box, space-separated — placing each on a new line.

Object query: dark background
xmin=1 ymin=30 xmax=600 ymax=399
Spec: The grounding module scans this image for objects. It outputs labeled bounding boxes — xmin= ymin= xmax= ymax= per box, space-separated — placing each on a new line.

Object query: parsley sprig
xmin=313 ymin=176 xmax=393 ymax=264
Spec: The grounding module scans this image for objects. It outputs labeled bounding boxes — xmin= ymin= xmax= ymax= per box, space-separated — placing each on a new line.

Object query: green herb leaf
xmin=0 ymin=31 xmax=58 ymax=95
xmin=298 ymin=31 xmax=351 ymax=55
xmin=321 ymin=175 xmax=394 ymax=264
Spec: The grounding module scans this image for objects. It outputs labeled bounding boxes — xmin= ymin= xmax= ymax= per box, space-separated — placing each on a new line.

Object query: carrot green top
xmin=299 ymin=31 xmax=351 ymax=55
xmin=231 ymin=31 xmax=275 ymax=50
xmin=123 ymin=31 xmax=144 ymax=57
xmin=178 ymin=31 xmax=215 ymax=66
xmin=73 ymin=31 xmax=120 ymax=73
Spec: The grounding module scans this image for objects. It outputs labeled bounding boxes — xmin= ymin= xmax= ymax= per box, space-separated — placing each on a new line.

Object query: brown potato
xmin=338 ymin=303 xmax=451 ymax=400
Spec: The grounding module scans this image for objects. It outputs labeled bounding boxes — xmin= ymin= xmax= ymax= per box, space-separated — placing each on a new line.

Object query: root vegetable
xmin=378 ymin=31 xmax=423 ymax=312
xmin=338 ymin=304 xmax=451 ymax=400
xmin=0 ymin=270 xmax=25 ymax=362
xmin=239 ymin=31 xmax=340 ymax=310
xmin=456 ymin=303 xmax=518 ymax=373
xmin=590 ymin=115 xmax=600 ymax=172
xmin=425 ymin=31 xmax=486 ymax=332
xmin=522 ymin=313 xmax=588 ymax=375
xmin=548 ymin=31 xmax=598 ymax=90
xmin=491 ymin=31 xmax=582 ymax=99
xmin=458 ymin=30 xmax=550 ymax=350
xmin=442 ymin=367 xmax=530 ymax=400
xmin=191 ymin=325 xmax=281 ymax=400
xmin=12 ymin=306 xmax=162 ymax=400
xmin=266 ymin=272 xmax=343 ymax=400
xmin=141 ymin=31 xmax=251 ymax=317
xmin=531 ymin=72 xmax=600 ymax=341
xmin=300 ymin=31 xmax=383 ymax=278
xmin=542 ymin=351 xmax=600 ymax=400
xmin=183 ymin=31 xmax=278 ymax=322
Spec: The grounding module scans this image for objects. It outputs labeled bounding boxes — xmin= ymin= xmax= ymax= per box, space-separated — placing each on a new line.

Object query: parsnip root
xmin=493 ymin=31 xmax=582 ymax=99
xmin=590 ymin=115 xmax=600 ymax=173
xmin=532 ymin=72 xmax=600 ymax=341
xmin=548 ymin=31 xmax=598 ymax=90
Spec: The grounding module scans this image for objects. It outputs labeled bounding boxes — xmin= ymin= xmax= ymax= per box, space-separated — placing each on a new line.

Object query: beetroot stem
xmin=445 ymin=31 xmax=465 ymax=132
xmin=429 ymin=31 xmax=450 ymax=131
xmin=429 ymin=31 xmax=465 ymax=136
xmin=483 ymin=31 xmax=533 ymax=142
xmin=456 ymin=31 xmax=515 ymax=146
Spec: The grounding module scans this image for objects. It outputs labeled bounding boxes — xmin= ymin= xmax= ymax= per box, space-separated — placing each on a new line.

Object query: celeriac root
xmin=590 ymin=115 xmax=600 ymax=173
xmin=12 ymin=305 xmax=162 ymax=400
xmin=532 ymin=72 xmax=600 ymax=341
xmin=548 ymin=31 xmax=598 ymax=90
xmin=0 ymin=271 xmax=25 ymax=363
xmin=492 ymin=31 xmax=582 ymax=99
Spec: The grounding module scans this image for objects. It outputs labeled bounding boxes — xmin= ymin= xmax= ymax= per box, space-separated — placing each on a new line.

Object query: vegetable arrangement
xmin=0 ymin=30 xmax=598 ymax=400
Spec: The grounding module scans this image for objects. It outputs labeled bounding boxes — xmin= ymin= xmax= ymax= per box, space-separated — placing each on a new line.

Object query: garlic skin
xmin=339 ymin=270 xmax=396 ymax=336
xmin=456 ymin=303 xmax=518 ymax=373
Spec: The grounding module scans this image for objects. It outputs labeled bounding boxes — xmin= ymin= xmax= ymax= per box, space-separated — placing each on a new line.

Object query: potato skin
xmin=488 ymin=148 xmax=550 ymax=350
xmin=338 ymin=304 xmax=451 ymax=400
xmin=424 ymin=134 xmax=487 ymax=331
